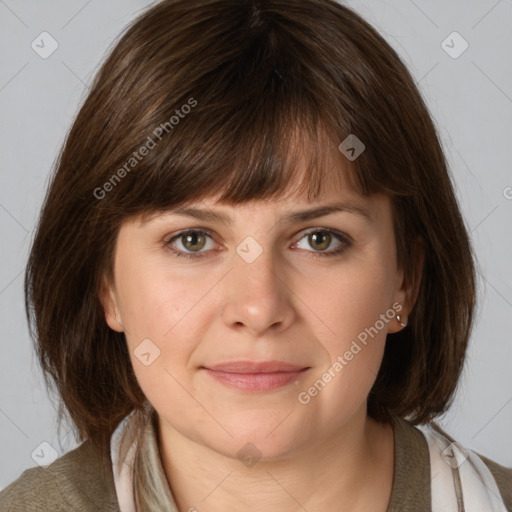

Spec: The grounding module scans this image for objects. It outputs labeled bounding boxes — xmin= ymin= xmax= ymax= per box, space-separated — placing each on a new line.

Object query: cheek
xmin=299 ymin=275 xmax=391 ymax=424
xmin=304 ymin=254 xmax=395 ymax=396
xmin=317 ymin=259 xmax=394 ymax=343
xmin=115 ymin=256 xmax=197 ymax=343
xmin=114 ymin=256 xmax=210 ymax=386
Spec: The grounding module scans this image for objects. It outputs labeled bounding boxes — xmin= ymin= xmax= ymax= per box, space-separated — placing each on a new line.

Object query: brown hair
xmin=25 ymin=0 xmax=477 ymax=465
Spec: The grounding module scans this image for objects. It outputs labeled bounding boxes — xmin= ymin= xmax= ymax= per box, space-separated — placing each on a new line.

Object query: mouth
xmin=200 ymin=361 xmax=311 ymax=392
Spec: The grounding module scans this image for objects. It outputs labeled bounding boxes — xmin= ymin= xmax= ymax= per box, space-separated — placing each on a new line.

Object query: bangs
xmin=91 ymin=0 xmax=400 ymax=220
xmin=101 ymin=88 xmax=365 ymax=222
xmin=137 ymin=125 xmax=365 ymax=223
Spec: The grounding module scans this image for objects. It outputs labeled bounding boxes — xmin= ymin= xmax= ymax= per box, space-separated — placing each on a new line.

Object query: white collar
xmin=416 ymin=422 xmax=508 ymax=511
xmin=110 ymin=412 xmax=138 ymax=512
xmin=110 ymin=412 xmax=508 ymax=512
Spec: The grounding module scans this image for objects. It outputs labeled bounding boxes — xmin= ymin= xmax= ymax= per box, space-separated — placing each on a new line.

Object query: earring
xmin=396 ymin=314 xmax=407 ymax=327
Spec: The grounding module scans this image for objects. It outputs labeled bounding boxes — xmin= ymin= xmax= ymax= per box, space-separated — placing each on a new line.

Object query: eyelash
xmin=164 ymin=228 xmax=352 ymax=260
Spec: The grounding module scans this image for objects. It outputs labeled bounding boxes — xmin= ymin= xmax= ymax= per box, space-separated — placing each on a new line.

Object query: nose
xmin=220 ymin=244 xmax=296 ymax=337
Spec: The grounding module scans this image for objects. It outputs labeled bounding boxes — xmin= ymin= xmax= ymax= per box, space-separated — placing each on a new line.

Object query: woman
xmin=1 ymin=0 xmax=510 ymax=510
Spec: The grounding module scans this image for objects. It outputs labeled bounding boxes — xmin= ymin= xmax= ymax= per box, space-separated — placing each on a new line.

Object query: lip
xmin=200 ymin=361 xmax=310 ymax=392
xmin=203 ymin=360 xmax=309 ymax=373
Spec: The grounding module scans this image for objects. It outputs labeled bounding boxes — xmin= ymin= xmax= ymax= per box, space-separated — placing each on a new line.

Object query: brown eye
xmin=181 ymin=231 xmax=207 ymax=252
xmin=295 ymin=228 xmax=351 ymax=258
xmin=166 ymin=229 xmax=216 ymax=259
xmin=308 ymin=231 xmax=331 ymax=251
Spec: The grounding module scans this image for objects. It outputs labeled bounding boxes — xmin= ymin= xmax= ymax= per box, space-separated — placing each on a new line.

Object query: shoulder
xmin=476 ymin=452 xmax=512 ymax=511
xmin=0 ymin=440 xmax=120 ymax=512
xmin=415 ymin=420 xmax=512 ymax=511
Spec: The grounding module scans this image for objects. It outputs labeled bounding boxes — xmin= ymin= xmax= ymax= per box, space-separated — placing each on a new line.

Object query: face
xmin=101 ymin=167 xmax=414 ymax=462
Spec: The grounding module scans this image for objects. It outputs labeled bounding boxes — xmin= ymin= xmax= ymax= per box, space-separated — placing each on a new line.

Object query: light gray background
xmin=1 ymin=0 xmax=511 ymax=489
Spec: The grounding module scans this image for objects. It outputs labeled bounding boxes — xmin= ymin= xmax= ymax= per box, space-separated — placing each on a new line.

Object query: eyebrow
xmin=166 ymin=201 xmax=373 ymax=226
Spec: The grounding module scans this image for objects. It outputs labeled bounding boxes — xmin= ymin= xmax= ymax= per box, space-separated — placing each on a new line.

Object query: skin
xmin=101 ymin=166 xmax=423 ymax=512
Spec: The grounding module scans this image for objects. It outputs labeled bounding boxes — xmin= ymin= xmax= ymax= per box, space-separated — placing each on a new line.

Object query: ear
xmin=98 ymin=275 xmax=124 ymax=332
xmin=388 ymin=237 xmax=425 ymax=334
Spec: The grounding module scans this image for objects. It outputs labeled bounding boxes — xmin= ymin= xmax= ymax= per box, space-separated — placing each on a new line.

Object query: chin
xmin=204 ymin=415 xmax=309 ymax=463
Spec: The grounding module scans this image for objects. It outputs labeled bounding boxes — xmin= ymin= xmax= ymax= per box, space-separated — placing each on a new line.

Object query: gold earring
xmin=396 ymin=314 xmax=407 ymax=327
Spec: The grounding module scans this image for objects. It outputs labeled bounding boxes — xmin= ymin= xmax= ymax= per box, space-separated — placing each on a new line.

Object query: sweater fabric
xmin=1 ymin=414 xmax=511 ymax=511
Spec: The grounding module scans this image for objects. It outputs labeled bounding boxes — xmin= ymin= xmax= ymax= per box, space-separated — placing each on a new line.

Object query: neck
xmin=156 ymin=410 xmax=395 ymax=512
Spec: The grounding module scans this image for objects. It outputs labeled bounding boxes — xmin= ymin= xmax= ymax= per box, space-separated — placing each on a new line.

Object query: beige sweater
xmin=1 ymin=415 xmax=511 ymax=511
